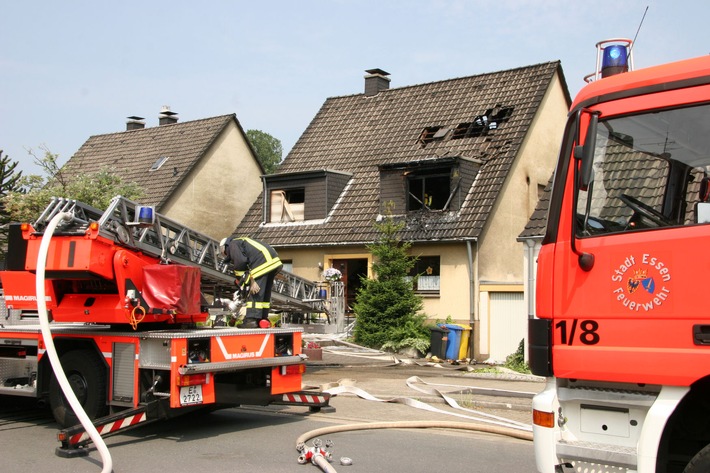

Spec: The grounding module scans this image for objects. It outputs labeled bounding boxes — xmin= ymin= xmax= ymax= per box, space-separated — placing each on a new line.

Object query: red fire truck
xmin=0 ymin=195 xmax=329 ymax=454
xmin=529 ymin=40 xmax=710 ymax=473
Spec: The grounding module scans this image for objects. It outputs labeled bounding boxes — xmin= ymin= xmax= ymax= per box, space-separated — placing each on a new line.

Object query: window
xmin=281 ymin=260 xmax=293 ymax=273
xmin=407 ymin=167 xmax=450 ymax=211
xmin=150 ymin=156 xmax=169 ymax=171
xmin=270 ymin=189 xmax=305 ymax=222
xmin=576 ymin=103 xmax=710 ymax=236
xmin=410 ymin=256 xmax=441 ymax=293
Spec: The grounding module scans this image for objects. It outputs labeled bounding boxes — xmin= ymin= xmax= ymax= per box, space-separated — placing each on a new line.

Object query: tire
xmin=684 ymin=443 xmax=710 ymax=473
xmin=49 ymin=349 xmax=108 ymax=428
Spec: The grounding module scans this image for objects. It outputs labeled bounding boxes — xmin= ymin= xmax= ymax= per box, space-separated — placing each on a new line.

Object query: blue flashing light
xmin=601 ymin=44 xmax=629 ymax=77
xmin=138 ymin=206 xmax=154 ymax=224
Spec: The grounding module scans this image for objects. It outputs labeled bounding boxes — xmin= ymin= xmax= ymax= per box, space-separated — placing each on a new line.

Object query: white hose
xmin=297 ymin=377 xmax=534 ymax=472
xmin=312 ymin=454 xmax=338 ymax=473
xmin=36 ymin=212 xmax=113 ymax=473
xmin=296 ymin=421 xmax=533 ymax=473
xmin=296 ymin=420 xmax=533 ymax=447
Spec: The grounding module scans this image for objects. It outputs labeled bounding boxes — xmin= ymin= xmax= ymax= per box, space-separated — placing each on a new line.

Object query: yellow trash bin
xmin=457 ymin=325 xmax=472 ymax=360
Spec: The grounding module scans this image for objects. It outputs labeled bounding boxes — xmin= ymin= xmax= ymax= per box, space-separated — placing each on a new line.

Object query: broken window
xmin=407 ymin=167 xmax=451 ymax=211
xmin=270 ymin=189 xmax=305 ymax=222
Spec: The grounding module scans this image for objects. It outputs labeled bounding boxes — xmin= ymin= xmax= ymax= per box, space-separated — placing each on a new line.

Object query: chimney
xmin=364 ymin=68 xmax=390 ymax=96
xmin=126 ymin=116 xmax=145 ymax=131
xmin=158 ymin=105 xmax=179 ymax=125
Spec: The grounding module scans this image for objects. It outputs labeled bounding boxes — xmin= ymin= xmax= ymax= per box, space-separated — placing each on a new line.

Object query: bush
xmin=504 ymin=339 xmax=530 ymax=374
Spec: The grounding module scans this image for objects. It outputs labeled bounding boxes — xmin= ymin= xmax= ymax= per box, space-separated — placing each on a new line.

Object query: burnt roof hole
xmin=418 ymin=126 xmax=447 ymax=148
xmin=451 ymin=106 xmax=514 ymax=140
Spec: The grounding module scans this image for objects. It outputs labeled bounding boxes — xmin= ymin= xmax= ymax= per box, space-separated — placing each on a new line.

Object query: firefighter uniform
xmin=222 ymin=237 xmax=282 ymax=324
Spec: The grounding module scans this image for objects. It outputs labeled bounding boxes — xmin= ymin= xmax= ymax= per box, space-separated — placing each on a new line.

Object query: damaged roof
xmin=62 ymin=114 xmax=247 ymax=210
xmin=237 ymin=61 xmax=564 ymax=246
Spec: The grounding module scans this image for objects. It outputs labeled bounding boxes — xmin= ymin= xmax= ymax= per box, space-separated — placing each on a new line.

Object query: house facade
xmin=517 ymin=178 xmax=553 ymax=363
xmin=235 ymin=65 xmax=570 ymax=361
xmin=61 ymin=109 xmax=263 ymax=240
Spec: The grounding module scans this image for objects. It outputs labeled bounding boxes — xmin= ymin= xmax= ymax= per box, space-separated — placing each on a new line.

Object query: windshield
xmin=576 ymin=102 xmax=710 ymax=236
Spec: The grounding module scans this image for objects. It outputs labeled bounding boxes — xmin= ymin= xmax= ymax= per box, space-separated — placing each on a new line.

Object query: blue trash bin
xmin=444 ymin=324 xmax=463 ymax=360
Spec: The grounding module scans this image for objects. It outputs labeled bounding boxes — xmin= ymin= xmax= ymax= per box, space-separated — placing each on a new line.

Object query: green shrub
xmin=353 ymin=207 xmax=429 ymax=351
xmin=504 ymin=339 xmax=530 ymax=374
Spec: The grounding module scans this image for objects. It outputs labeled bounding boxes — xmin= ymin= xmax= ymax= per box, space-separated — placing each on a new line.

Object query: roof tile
xmin=62 ymin=115 xmax=236 ymax=209
xmin=237 ymin=63 xmax=561 ymax=245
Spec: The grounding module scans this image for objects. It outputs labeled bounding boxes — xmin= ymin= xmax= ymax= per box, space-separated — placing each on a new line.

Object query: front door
xmin=331 ymin=259 xmax=368 ymax=312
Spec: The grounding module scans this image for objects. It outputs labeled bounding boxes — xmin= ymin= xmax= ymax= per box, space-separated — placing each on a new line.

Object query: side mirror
xmin=574 ymin=113 xmax=598 ymax=192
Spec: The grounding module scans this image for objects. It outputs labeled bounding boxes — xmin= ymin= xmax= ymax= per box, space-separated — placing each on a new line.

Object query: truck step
xmin=558 ymin=385 xmax=657 ymax=407
xmin=557 ymin=439 xmax=637 ymax=469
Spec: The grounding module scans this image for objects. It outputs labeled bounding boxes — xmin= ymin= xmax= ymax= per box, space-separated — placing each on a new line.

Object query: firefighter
xmin=220 ymin=236 xmax=283 ymax=328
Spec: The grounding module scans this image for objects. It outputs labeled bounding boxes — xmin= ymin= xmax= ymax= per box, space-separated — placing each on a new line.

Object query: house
xmin=61 ymin=108 xmax=264 ymax=239
xmin=235 ymin=64 xmax=571 ymax=361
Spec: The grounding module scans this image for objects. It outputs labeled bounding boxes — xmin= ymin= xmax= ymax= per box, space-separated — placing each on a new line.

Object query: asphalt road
xmin=0 ymin=356 xmax=544 ymax=472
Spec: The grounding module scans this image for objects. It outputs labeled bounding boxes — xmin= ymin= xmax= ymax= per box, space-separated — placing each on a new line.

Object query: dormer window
xmin=262 ymin=170 xmax=352 ymax=225
xmin=379 ymin=156 xmax=481 ymax=215
xmin=270 ymin=189 xmax=305 ymax=222
xmin=407 ymin=167 xmax=451 ymax=211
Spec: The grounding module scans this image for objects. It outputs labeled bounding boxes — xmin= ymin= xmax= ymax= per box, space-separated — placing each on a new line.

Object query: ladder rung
xmin=33 ymin=195 xmax=327 ymax=314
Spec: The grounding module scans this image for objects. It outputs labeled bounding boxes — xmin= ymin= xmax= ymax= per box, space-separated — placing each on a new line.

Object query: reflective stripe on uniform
xmin=246 ymin=301 xmax=271 ymax=309
xmin=239 ymin=237 xmax=282 ymax=278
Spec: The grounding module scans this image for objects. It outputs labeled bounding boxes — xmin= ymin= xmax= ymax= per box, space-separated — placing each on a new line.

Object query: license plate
xmin=180 ymin=385 xmax=203 ymax=405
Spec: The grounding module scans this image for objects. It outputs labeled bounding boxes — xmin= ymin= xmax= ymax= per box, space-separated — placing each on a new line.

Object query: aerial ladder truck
xmin=0 ymin=195 xmax=330 ymax=455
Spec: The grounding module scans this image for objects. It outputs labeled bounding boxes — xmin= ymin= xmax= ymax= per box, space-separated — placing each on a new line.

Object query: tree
xmin=246 ymin=129 xmax=282 ymax=174
xmin=353 ymin=206 xmax=429 ymax=353
xmin=2 ymin=146 xmax=143 ymax=224
xmin=0 ymin=150 xmax=24 ymax=267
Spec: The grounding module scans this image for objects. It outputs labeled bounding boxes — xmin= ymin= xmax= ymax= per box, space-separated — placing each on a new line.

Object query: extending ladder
xmin=32 ymin=195 xmax=327 ymax=315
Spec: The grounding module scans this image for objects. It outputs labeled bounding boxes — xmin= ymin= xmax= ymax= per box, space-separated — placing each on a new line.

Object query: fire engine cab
xmin=530 ymin=39 xmax=710 ymax=472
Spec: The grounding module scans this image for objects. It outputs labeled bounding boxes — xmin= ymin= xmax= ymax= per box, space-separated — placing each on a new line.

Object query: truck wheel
xmin=49 ymin=350 xmax=108 ymax=428
xmin=684 ymin=443 xmax=710 ymax=473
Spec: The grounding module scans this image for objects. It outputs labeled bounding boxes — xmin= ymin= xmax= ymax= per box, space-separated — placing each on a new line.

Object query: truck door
xmin=550 ymin=99 xmax=710 ymax=386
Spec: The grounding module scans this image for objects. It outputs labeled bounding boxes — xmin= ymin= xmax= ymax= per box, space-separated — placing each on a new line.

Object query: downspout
xmin=466 ymin=239 xmax=478 ymax=359
xmin=466 ymin=239 xmax=476 ymax=325
xmin=525 ymin=239 xmax=536 ymax=318
xmin=261 ymin=175 xmax=268 ymax=224
xmin=524 ymin=238 xmax=537 ymax=364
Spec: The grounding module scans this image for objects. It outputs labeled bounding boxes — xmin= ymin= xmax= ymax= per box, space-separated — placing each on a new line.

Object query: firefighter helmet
xmin=219 ymin=237 xmax=229 ymax=256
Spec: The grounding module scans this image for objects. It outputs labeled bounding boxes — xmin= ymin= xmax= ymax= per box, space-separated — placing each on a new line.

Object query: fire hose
xmin=36 ymin=212 xmax=113 ymax=473
xmin=295 ymin=377 xmax=534 ymax=471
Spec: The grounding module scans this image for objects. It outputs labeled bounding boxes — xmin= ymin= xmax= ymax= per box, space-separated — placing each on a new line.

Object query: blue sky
xmin=3 ymin=1 xmax=709 ymax=176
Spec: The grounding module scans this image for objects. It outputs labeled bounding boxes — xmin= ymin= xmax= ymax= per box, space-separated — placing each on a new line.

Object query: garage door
xmin=488 ymin=292 xmax=525 ymax=363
